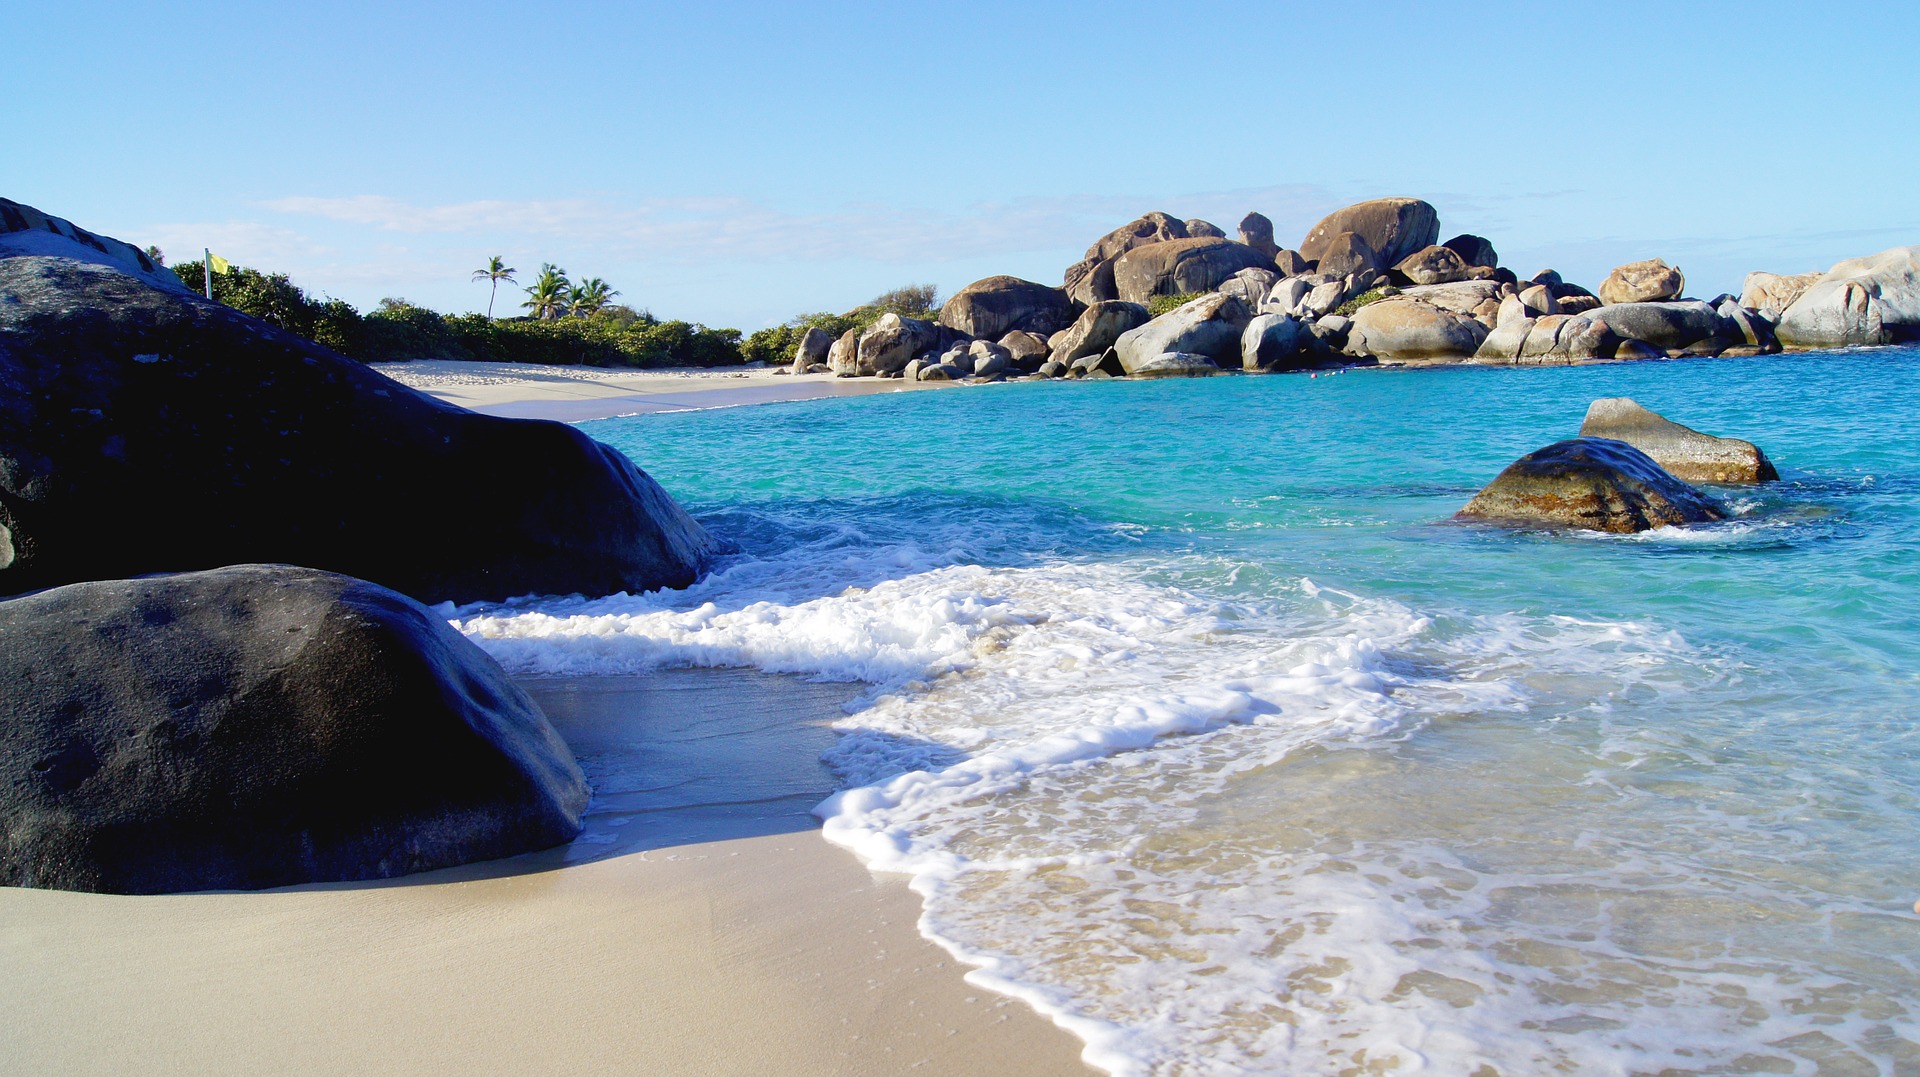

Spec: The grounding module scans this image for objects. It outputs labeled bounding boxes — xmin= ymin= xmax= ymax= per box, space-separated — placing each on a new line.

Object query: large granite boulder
xmin=1184 ymin=219 xmax=1227 ymax=239
xmin=1443 ymin=233 xmax=1498 ymax=269
xmin=0 ymin=564 xmax=589 ymax=894
xmin=1775 ymin=246 xmax=1920 ymax=348
xmin=1299 ymin=197 xmax=1440 ymax=269
xmin=1218 ymin=267 xmax=1279 ymax=308
xmin=1473 ymin=313 xmax=1619 ymax=363
xmin=1585 ymin=300 xmax=1731 ymax=353
xmin=1740 ymin=270 xmax=1822 ymax=320
xmin=1598 ymin=259 xmax=1686 ymax=306
xmin=1112 ymin=238 xmax=1276 ymax=304
xmin=0 ymin=231 xmax=716 ymax=605
xmin=1241 ymin=313 xmax=1314 ymax=372
xmin=856 ymin=312 xmax=940 ymax=376
xmin=936 ymin=275 xmax=1074 ymax=340
xmin=1130 ymin=352 xmax=1221 ymax=378
xmin=1048 ymin=300 xmax=1151 ymax=366
xmin=1579 ymin=398 xmax=1778 ymax=483
xmin=1344 ymin=298 xmax=1488 ymax=362
xmin=791 ymin=326 xmax=832 ymax=373
xmin=1063 ymin=211 xmax=1189 ymax=305
xmin=1393 ymin=245 xmax=1473 ymax=286
xmin=1457 ymin=438 xmax=1729 ymax=533
xmin=1113 ymin=293 xmax=1251 ymax=372
xmin=1314 ymin=231 xmax=1381 ymax=279
xmin=827 ymin=327 xmax=862 ymax=375
xmin=1238 ymin=212 xmax=1279 ymax=259
xmin=1397 ymin=280 xmax=1504 ymax=323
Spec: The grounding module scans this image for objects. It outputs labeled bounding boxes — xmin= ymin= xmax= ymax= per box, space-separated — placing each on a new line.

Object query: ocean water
xmin=452 ymin=347 xmax=1920 ymax=1076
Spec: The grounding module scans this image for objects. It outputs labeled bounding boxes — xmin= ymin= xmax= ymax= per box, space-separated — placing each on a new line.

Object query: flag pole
xmin=203 ymin=247 xmax=213 ymax=300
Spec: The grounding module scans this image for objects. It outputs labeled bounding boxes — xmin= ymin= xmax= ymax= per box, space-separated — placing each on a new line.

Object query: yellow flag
xmin=207 ymin=253 xmax=231 ymax=274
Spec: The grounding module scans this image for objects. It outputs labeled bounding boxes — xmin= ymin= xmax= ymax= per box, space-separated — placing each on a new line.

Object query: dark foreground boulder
xmin=0 ymin=235 xmax=717 ymax=604
xmin=1457 ymin=437 xmax=1728 ymax=533
xmin=1579 ymin=398 xmax=1778 ymax=484
xmin=0 ymin=564 xmax=588 ymax=894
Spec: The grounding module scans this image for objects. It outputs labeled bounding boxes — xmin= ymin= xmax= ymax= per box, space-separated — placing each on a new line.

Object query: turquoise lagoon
xmin=457 ymin=346 xmax=1920 ymax=1076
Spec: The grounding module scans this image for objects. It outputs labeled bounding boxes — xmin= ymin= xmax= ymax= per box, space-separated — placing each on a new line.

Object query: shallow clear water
xmin=454 ymin=348 xmax=1920 ymax=1076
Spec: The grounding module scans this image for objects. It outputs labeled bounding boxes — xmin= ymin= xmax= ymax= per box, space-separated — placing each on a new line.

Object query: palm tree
xmin=521 ymin=263 xmax=570 ymax=320
xmin=471 ymin=256 xmax=516 ymax=319
xmin=569 ymin=277 xmax=619 ymax=318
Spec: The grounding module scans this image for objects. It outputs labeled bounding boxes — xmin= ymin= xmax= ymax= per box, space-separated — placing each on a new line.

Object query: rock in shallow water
xmin=0 ymin=564 xmax=588 ymax=894
xmin=1456 ymin=437 xmax=1728 ymax=533
xmin=1579 ymin=397 xmax=1778 ymax=483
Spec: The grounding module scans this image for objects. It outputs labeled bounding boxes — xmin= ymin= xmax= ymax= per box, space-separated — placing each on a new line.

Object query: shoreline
xmin=0 ymin=668 xmax=1096 ymax=1076
xmin=373 ymin=359 xmax=954 ymax=421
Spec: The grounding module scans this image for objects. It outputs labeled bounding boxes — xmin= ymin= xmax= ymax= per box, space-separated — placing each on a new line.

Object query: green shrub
xmin=1334 ymin=288 xmax=1387 ymax=317
xmin=1147 ymin=292 xmax=1206 ymax=317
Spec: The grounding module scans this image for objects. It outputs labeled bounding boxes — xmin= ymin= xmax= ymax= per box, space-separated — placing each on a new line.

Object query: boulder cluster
xmin=798 ymin=196 xmax=1920 ymax=381
xmin=1457 ymin=398 xmax=1776 ymax=533
xmin=0 ymin=197 xmax=719 ymax=893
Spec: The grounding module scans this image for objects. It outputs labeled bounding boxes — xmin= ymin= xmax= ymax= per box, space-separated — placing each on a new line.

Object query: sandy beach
xmin=373 ymin=359 xmax=954 ymax=422
xmin=0 ymin=668 xmax=1094 ymax=1075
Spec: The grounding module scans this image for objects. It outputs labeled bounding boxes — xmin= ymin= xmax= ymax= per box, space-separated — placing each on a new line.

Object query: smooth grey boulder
xmin=1457 ymin=438 xmax=1728 ymax=533
xmin=1112 ymin=238 xmax=1275 ymax=304
xmin=1241 ymin=313 xmax=1313 ymax=372
xmin=1300 ymin=278 xmax=1353 ymax=318
xmin=1579 ymin=397 xmax=1778 ymax=483
xmin=1112 ymin=293 xmax=1251 ymax=372
xmin=0 ymin=246 xmax=716 ymax=605
xmin=1398 ymin=280 xmax=1504 ymax=323
xmin=1715 ymin=298 xmax=1778 ymax=352
xmin=1740 ymin=270 xmax=1823 ymax=320
xmin=917 ymin=362 xmax=959 ymax=381
xmin=1263 ymin=276 xmax=1313 ymax=317
xmin=1344 ymin=298 xmax=1488 ymax=362
xmin=1184 ymin=218 xmax=1226 ymax=239
xmin=1130 ymin=352 xmax=1220 ymax=378
xmin=1272 ymin=249 xmax=1311 ymax=276
xmin=1063 ymin=211 xmax=1189 ymax=305
xmin=1775 ymin=246 xmax=1920 ymax=348
xmin=0 ymin=565 xmax=588 ymax=894
xmin=792 ymin=326 xmax=832 ymax=374
xmin=1585 ymin=300 xmax=1730 ymax=353
xmin=1047 ymin=300 xmax=1151 ymax=366
xmin=998 ymin=330 xmax=1051 ymax=368
xmin=1299 ymin=197 xmax=1440 ymax=269
xmin=1218 ymin=267 xmax=1278 ymax=308
xmin=1473 ymin=313 xmax=1618 ymax=364
xmin=1519 ymin=283 xmax=1558 ymax=318
xmin=1239 ymin=212 xmax=1278 ymax=258
xmin=1598 ymin=259 xmax=1686 ymax=306
xmin=1443 ymin=233 xmax=1499 ymax=269
xmin=856 ymin=312 xmax=940 ymax=376
xmin=937 ymin=275 xmax=1074 ymax=340
xmin=1314 ymin=231 xmax=1381 ymax=279
xmin=1393 ymin=245 xmax=1473 ymax=286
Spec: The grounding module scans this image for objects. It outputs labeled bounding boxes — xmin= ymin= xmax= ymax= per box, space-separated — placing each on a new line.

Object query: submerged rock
xmin=0 ymin=221 xmax=716 ymax=604
xmin=1457 ymin=437 xmax=1728 ymax=533
xmin=1578 ymin=398 xmax=1778 ymax=483
xmin=0 ymin=565 xmax=588 ymax=894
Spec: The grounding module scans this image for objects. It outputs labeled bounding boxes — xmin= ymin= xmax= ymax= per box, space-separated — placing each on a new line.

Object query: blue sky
xmin=9 ymin=1 xmax=1917 ymax=329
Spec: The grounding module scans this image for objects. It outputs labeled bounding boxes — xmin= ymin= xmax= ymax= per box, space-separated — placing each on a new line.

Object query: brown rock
xmin=1578 ymin=398 xmax=1778 ymax=483
xmin=1598 ymin=259 xmax=1686 ymax=306
xmin=1457 ymin=438 xmax=1729 ymax=533
xmin=1299 ymin=197 xmax=1440 ymax=268
xmin=1111 ymin=238 xmax=1275 ymax=304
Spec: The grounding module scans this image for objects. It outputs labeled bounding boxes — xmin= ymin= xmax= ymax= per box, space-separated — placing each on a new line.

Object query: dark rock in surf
xmin=1457 ymin=437 xmax=1728 ymax=533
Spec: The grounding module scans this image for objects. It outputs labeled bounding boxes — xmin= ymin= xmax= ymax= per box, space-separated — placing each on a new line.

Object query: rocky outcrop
xmin=0 ymin=564 xmax=588 ymax=894
xmin=1238 ymin=212 xmax=1278 ymax=259
xmin=1740 ymin=270 xmax=1822 ymax=320
xmin=1048 ymin=300 xmax=1151 ymax=366
xmin=1 ymin=197 xmax=182 ymax=291
xmin=1272 ymin=249 xmax=1311 ymax=276
xmin=1113 ymin=293 xmax=1251 ymax=372
xmin=1473 ymin=313 xmax=1618 ymax=363
xmin=792 ymin=326 xmax=832 ymax=373
xmin=1397 ymin=280 xmax=1504 ymax=322
xmin=1344 ymin=298 xmax=1489 ymax=362
xmin=856 ymin=312 xmax=940 ymax=376
xmin=1579 ymin=398 xmax=1778 ymax=483
xmin=1457 ymin=438 xmax=1728 ymax=533
xmin=827 ymin=327 xmax=862 ymax=375
xmin=1111 ymin=238 xmax=1275 ymax=304
xmin=999 ymin=330 xmax=1051 ymax=368
xmin=1299 ymin=198 xmax=1440 ymax=269
xmin=1393 ymin=245 xmax=1473 ymax=286
xmin=0 ymin=238 xmax=716 ymax=605
xmin=1598 ymin=259 xmax=1685 ymax=306
xmin=1130 ymin=352 xmax=1220 ymax=378
xmin=1775 ymin=246 xmax=1920 ymax=348
xmin=1218 ymin=267 xmax=1278 ymax=308
xmin=1585 ymin=300 xmax=1730 ymax=353
xmin=1184 ymin=219 xmax=1226 ymax=239
xmin=1063 ymin=212 xmax=1188 ymax=305
xmin=937 ymin=276 xmax=1075 ymax=340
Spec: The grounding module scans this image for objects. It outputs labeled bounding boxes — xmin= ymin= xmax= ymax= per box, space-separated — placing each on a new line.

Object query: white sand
xmin=0 ymin=670 xmax=1095 ymax=1076
xmin=372 ymin=360 xmax=952 ymax=421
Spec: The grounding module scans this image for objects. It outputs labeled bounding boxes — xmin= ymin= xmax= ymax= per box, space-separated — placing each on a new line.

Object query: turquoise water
xmin=462 ymin=348 xmax=1920 ymax=1075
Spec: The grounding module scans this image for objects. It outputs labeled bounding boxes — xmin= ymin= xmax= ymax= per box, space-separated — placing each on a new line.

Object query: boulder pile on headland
xmin=0 ymin=197 xmax=718 ymax=893
xmin=794 ymin=195 xmax=1918 ymax=381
